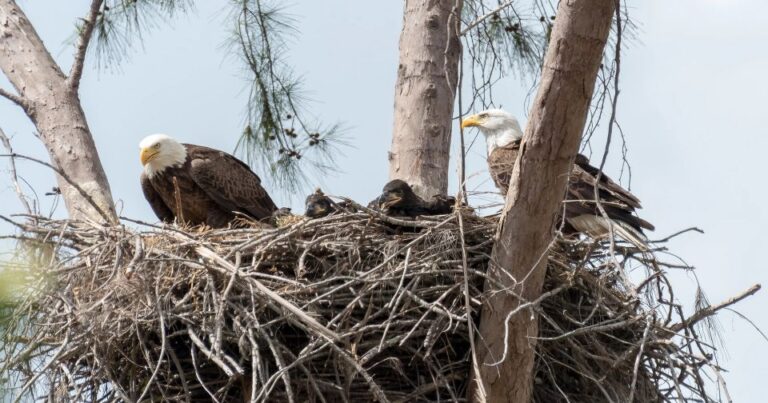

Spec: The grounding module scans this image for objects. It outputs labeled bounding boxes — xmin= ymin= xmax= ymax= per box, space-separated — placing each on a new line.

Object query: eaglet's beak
xmin=380 ymin=193 xmax=403 ymax=209
xmin=460 ymin=114 xmax=482 ymax=130
xmin=305 ymin=204 xmax=329 ymax=218
xmin=140 ymin=147 xmax=158 ymax=166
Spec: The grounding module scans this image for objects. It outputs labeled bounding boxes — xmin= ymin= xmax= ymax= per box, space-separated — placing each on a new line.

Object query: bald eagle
xmin=371 ymin=180 xmax=455 ymax=218
xmin=461 ymin=109 xmax=654 ymax=247
xmin=139 ymin=134 xmax=277 ymax=228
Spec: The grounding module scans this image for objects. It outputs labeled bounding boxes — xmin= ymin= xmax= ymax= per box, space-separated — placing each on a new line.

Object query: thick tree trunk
xmin=472 ymin=1 xmax=615 ymax=401
xmin=388 ymin=0 xmax=461 ymax=199
xmin=0 ymin=0 xmax=117 ymax=223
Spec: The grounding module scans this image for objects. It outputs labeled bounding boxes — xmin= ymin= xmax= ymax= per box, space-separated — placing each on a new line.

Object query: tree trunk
xmin=0 ymin=0 xmax=117 ymax=223
xmin=388 ymin=0 xmax=461 ymax=199
xmin=472 ymin=1 xmax=615 ymax=401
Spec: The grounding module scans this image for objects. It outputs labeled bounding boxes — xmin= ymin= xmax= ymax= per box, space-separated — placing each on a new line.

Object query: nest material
xmin=1 ymin=210 xmax=737 ymax=402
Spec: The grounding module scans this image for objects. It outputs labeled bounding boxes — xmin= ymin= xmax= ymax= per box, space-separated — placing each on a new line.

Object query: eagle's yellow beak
xmin=140 ymin=147 xmax=158 ymax=166
xmin=461 ymin=114 xmax=482 ymax=129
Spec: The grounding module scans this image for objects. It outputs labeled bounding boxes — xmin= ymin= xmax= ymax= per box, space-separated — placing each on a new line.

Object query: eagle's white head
xmin=461 ymin=109 xmax=523 ymax=155
xmin=139 ymin=134 xmax=187 ymax=178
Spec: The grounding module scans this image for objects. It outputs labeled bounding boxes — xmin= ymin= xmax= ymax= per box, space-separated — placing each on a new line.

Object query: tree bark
xmin=472 ymin=1 xmax=615 ymax=401
xmin=0 ymin=0 xmax=117 ymax=223
xmin=388 ymin=0 xmax=461 ymax=199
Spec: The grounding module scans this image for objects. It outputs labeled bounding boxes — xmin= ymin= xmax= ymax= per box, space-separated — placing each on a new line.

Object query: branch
xmin=460 ymin=1 xmax=514 ymax=36
xmin=194 ymin=245 xmax=340 ymax=343
xmin=670 ymin=284 xmax=761 ymax=333
xmin=0 ymin=87 xmax=29 ymax=110
xmin=0 ymin=127 xmax=33 ymax=214
xmin=67 ymin=0 xmax=103 ymax=92
xmin=0 ymin=152 xmax=112 ymax=223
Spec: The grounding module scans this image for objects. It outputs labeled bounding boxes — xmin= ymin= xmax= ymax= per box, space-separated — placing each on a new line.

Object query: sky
xmin=1 ymin=0 xmax=766 ymax=401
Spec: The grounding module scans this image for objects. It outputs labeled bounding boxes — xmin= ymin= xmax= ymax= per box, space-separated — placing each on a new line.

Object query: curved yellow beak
xmin=461 ymin=114 xmax=482 ymax=129
xmin=140 ymin=147 xmax=158 ymax=166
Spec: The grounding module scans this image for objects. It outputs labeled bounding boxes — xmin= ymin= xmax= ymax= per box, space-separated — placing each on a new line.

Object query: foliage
xmin=91 ymin=0 xmax=195 ymax=67
xmin=87 ymin=0 xmax=346 ymax=194
xmin=229 ymin=0 xmax=347 ymax=194
xmin=461 ymin=0 xmax=553 ymax=110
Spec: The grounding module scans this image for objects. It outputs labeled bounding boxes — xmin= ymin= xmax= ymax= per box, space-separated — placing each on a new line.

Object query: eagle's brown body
xmin=490 ymin=141 xmax=654 ymax=236
xmin=370 ymin=180 xmax=455 ymax=218
xmin=488 ymin=140 xmax=521 ymax=194
xmin=141 ymin=144 xmax=277 ymax=228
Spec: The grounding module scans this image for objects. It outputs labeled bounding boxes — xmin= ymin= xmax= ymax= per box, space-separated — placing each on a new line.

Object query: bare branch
xmin=670 ymin=284 xmax=761 ymax=333
xmin=0 ymin=127 xmax=33 ymax=214
xmin=0 ymin=152 xmax=112 ymax=223
xmin=67 ymin=0 xmax=104 ymax=92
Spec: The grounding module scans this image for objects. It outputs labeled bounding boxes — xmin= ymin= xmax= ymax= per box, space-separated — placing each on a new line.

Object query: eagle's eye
xmin=154 ymin=143 xmax=161 ymax=149
xmin=479 ymin=113 xmax=488 ymax=119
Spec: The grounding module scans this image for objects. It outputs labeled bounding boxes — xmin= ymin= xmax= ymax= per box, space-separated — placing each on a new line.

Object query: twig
xmin=0 ymin=127 xmax=33 ymax=214
xmin=651 ymin=227 xmax=704 ymax=243
xmin=188 ymin=329 xmax=241 ymax=377
xmin=457 ymin=207 xmax=487 ymax=402
xmin=195 ymin=245 xmax=340 ymax=342
xmin=628 ymin=317 xmax=652 ymax=402
xmin=725 ymin=307 xmax=768 ymax=343
xmin=670 ymin=284 xmax=761 ymax=333
xmin=0 ymin=152 xmax=112 ymax=222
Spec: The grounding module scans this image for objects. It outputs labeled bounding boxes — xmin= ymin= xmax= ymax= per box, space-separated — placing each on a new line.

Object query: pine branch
xmin=460 ymin=0 xmax=515 ymax=36
xmin=232 ymin=0 xmax=346 ymax=195
xmin=67 ymin=0 xmax=104 ymax=92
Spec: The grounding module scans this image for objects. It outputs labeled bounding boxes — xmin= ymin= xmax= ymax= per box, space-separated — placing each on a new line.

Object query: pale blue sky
xmin=1 ymin=1 xmax=766 ymax=400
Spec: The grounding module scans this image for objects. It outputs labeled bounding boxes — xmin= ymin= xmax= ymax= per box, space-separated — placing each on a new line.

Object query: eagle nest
xmin=0 ymin=210 xmax=753 ymax=402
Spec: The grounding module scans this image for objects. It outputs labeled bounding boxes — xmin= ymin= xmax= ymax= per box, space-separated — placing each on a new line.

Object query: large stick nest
xmin=1 ymin=209 xmax=737 ymax=402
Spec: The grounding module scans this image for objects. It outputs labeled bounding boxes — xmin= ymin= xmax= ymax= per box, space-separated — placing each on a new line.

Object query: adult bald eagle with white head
xmin=461 ymin=109 xmax=654 ymax=247
xmin=139 ymin=134 xmax=277 ymax=228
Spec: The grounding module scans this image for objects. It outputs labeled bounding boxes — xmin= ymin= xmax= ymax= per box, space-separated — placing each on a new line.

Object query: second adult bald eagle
xmin=461 ymin=109 xmax=654 ymax=247
xmin=139 ymin=134 xmax=277 ymax=228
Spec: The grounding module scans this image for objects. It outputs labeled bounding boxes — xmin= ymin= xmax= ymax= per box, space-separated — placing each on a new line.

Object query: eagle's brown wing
xmin=140 ymin=171 xmax=174 ymax=223
xmin=566 ymin=154 xmax=654 ymax=232
xmin=572 ymin=154 xmax=643 ymax=209
xmin=185 ymin=145 xmax=277 ymax=221
xmin=488 ymin=141 xmax=521 ymax=195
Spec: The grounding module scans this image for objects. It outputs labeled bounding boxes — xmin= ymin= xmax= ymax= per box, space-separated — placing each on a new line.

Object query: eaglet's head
xmin=139 ymin=134 xmax=187 ymax=177
xmin=379 ymin=179 xmax=419 ymax=209
xmin=461 ymin=109 xmax=523 ymax=154
xmin=305 ymin=188 xmax=335 ymax=218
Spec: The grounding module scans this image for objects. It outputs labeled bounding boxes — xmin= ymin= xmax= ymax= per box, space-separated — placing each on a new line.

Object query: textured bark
xmin=388 ymin=0 xmax=461 ymax=199
xmin=0 ymin=0 xmax=117 ymax=223
xmin=472 ymin=1 xmax=615 ymax=401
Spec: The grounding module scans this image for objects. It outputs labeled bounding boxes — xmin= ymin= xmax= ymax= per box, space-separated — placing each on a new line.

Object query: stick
xmin=670 ymin=284 xmax=761 ymax=333
xmin=195 ymin=246 xmax=340 ymax=342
